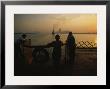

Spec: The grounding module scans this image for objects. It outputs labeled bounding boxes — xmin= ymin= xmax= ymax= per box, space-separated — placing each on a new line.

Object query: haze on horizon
xmin=14 ymin=14 xmax=97 ymax=34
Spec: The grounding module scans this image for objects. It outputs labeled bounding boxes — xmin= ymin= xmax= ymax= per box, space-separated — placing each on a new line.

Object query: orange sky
xmin=14 ymin=14 xmax=97 ymax=33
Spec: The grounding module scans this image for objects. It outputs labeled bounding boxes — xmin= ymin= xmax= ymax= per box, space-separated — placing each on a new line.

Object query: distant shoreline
xmin=14 ymin=33 xmax=97 ymax=34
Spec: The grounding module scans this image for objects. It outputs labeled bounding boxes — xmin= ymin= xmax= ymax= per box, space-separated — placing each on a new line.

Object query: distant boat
xmin=52 ymin=25 xmax=55 ymax=35
xmin=52 ymin=29 xmax=54 ymax=34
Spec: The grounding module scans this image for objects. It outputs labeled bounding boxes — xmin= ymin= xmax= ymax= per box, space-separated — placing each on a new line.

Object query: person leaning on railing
xmin=46 ymin=34 xmax=63 ymax=65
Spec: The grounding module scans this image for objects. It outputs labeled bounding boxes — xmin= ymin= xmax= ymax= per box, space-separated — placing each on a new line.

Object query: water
xmin=14 ymin=33 xmax=97 ymax=47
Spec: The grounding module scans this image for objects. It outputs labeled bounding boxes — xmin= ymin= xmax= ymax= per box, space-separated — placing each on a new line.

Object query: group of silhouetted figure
xmin=46 ymin=32 xmax=76 ymax=65
xmin=15 ymin=32 xmax=76 ymax=65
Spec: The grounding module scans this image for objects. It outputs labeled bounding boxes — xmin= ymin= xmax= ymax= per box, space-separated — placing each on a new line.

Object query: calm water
xmin=14 ymin=33 xmax=97 ymax=47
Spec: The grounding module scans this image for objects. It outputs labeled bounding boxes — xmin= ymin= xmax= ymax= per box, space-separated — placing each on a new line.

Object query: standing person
xmin=16 ymin=34 xmax=32 ymax=64
xmin=15 ymin=34 xmax=27 ymax=65
xmin=66 ymin=32 xmax=76 ymax=64
xmin=46 ymin=34 xmax=63 ymax=65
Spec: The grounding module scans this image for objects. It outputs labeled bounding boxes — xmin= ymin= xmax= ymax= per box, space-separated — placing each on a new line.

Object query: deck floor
xmin=14 ymin=49 xmax=97 ymax=76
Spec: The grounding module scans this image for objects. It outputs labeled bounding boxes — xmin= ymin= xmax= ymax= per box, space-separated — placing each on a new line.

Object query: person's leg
xmin=68 ymin=48 xmax=75 ymax=65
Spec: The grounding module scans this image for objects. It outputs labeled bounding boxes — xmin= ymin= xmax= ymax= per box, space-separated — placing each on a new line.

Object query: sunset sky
xmin=14 ymin=14 xmax=97 ymax=33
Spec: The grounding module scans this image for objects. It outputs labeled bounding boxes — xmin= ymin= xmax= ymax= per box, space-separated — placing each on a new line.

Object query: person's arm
xmin=45 ymin=42 xmax=54 ymax=48
xmin=61 ymin=41 xmax=65 ymax=46
xmin=73 ymin=37 xmax=76 ymax=48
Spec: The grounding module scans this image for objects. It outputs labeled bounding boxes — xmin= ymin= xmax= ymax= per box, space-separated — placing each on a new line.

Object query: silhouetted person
xmin=15 ymin=34 xmax=27 ymax=65
xmin=46 ymin=34 xmax=63 ymax=65
xmin=66 ymin=32 xmax=76 ymax=64
xmin=17 ymin=34 xmax=27 ymax=53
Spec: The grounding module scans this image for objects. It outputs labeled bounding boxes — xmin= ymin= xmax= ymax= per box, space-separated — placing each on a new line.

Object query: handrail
xmin=24 ymin=41 xmax=97 ymax=49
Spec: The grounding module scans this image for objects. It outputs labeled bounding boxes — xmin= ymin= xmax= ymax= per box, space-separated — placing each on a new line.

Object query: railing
xmin=76 ymin=41 xmax=96 ymax=49
xmin=45 ymin=41 xmax=97 ymax=60
xmin=24 ymin=41 xmax=97 ymax=49
xmin=15 ymin=41 xmax=97 ymax=64
xmin=23 ymin=41 xmax=97 ymax=56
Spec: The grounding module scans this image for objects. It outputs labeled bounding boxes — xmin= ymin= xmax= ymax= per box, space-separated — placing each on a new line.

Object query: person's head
xmin=69 ymin=32 xmax=73 ymax=36
xmin=55 ymin=34 xmax=60 ymax=40
xmin=22 ymin=34 xmax=27 ymax=39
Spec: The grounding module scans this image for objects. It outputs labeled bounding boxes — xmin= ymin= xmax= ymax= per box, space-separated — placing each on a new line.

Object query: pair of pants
xmin=67 ymin=46 xmax=75 ymax=64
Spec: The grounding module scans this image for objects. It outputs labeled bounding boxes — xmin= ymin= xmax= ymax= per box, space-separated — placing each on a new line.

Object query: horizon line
xmin=14 ymin=32 xmax=97 ymax=34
